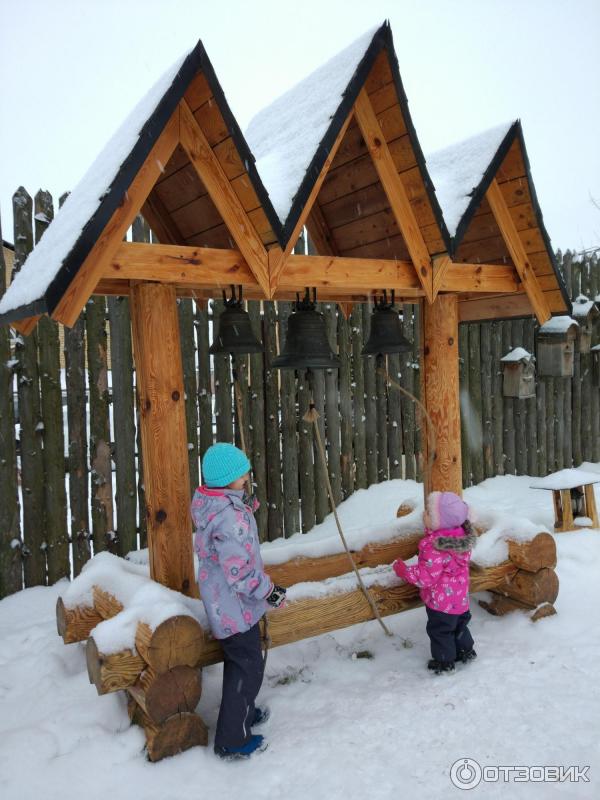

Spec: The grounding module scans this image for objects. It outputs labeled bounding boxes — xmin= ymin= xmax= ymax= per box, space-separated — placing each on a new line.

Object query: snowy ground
xmin=1 ymin=474 xmax=599 ymax=800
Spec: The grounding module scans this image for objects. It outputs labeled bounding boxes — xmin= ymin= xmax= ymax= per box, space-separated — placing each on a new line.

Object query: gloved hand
xmin=266 ymin=584 xmax=287 ymax=607
xmin=392 ymin=559 xmax=407 ymax=579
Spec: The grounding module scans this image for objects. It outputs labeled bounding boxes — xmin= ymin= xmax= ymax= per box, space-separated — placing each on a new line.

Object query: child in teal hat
xmin=191 ymin=443 xmax=286 ymax=760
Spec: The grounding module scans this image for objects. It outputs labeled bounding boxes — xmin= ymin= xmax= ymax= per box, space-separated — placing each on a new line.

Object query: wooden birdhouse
xmin=571 ymin=295 xmax=599 ymax=353
xmin=500 ymin=347 xmax=536 ymax=398
xmin=536 ymin=317 xmax=578 ymax=377
xmin=592 ymin=344 xmax=600 ymax=387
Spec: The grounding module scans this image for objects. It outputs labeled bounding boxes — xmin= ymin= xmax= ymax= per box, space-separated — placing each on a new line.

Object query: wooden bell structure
xmin=209 ymin=285 xmax=263 ymax=355
xmin=272 ymin=288 xmax=340 ymax=370
xmin=362 ymin=291 xmax=412 ymax=356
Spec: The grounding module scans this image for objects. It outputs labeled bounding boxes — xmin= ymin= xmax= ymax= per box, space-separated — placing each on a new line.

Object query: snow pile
xmin=538 ymin=315 xmax=578 ymax=334
xmin=245 ymin=26 xmax=379 ymax=224
xmin=500 ymin=346 xmax=533 ymax=363
xmin=425 ymin=121 xmax=514 ymax=237
xmin=62 ymin=550 xmax=207 ymax=654
xmin=287 ymin=563 xmax=396 ymax=603
xmin=0 ymin=50 xmax=191 ymax=315
xmin=530 ymin=467 xmax=600 ymax=490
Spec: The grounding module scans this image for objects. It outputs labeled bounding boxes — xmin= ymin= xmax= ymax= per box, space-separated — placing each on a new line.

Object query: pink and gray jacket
xmin=393 ymin=526 xmax=477 ymax=614
xmin=191 ymin=486 xmax=272 ymax=639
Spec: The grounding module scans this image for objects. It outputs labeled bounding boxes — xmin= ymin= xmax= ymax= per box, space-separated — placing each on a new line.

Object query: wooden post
xmin=420 ymin=294 xmax=462 ymax=497
xmin=130 ymin=282 xmax=196 ymax=597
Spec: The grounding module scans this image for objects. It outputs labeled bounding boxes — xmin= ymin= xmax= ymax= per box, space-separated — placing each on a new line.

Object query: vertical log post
xmin=130 ymin=283 xmax=196 ymax=597
xmin=420 ymin=294 xmax=462 ymax=497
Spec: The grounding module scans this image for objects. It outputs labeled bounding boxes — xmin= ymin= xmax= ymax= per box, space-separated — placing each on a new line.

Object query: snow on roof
xmin=244 ymin=25 xmax=380 ymax=225
xmin=571 ymin=294 xmax=598 ymax=319
xmin=425 ymin=121 xmax=515 ymax=238
xmin=530 ymin=468 xmax=600 ymax=491
xmin=500 ymin=346 xmax=533 ymax=363
xmin=0 ymin=50 xmax=191 ymax=317
xmin=538 ymin=315 xmax=578 ymax=334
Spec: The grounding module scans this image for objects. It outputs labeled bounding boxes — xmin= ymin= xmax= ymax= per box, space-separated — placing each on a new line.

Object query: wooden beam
xmin=11 ymin=316 xmax=41 ymax=336
xmin=51 ymin=111 xmax=180 ymax=327
xmin=129 ymin=282 xmax=197 ymax=597
xmin=485 ymin=179 xmax=551 ymax=325
xmin=353 ymin=89 xmax=434 ymax=303
xmin=269 ymin=111 xmax=354 ymax=293
xmin=106 ymin=242 xmax=257 ymax=288
xmin=420 ymin=294 xmax=462 ymax=496
xmin=141 ymin=193 xmax=183 ymax=245
xmin=432 ymin=254 xmax=451 ymax=300
xmin=441 ymin=263 xmax=520 ymax=294
xmin=280 ymin=254 xmax=421 ymax=294
xmin=306 ymin=201 xmax=338 ymax=256
xmin=178 ymin=100 xmax=270 ymax=297
xmin=458 ymin=292 xmax=534 ymax=323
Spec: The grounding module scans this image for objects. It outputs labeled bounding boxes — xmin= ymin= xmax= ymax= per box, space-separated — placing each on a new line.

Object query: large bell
xmin=362 ymin=291 xmax=412 ymax=356
xmin=272 ymin=289 xmax=340 ymax=370
xmin=209 ymin=286 xmax=263 ymax=354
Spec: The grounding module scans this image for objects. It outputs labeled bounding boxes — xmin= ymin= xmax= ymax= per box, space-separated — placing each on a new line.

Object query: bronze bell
xmin=362 ymin=291 xmax=412 ymax=356
xmin=272 ymin=289 xmax=340 ymax=370
xmin=209 ymin=286 xmax=263 ymax=354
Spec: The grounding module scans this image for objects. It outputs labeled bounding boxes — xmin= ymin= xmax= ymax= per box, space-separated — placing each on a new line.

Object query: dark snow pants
xmin=425 ymin=607 xmax=474 ymax=663
xmin=215 ymin=621 xmax=265 ymax=749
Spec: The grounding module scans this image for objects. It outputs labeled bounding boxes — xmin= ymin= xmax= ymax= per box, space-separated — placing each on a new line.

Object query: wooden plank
xmin=468 ymin=323 xmax=484 ymax=485
xmin=211 ymin=299 xmax=233 ymax=443
xmin=387 ymin=349 xmax=403 ymax=479
xmin=298 ymin=366 xmax=316 ymax=532
xmin=178 ymin=298 xmax=199 ymax=492
xmin=131 ymin=216 xmax=150 ymax=548
xmin=129 ymin=283 xmax=197 ymax=596
xmin=86 ymin=295 xmax=115 ymax=553
xmin=485 ymin=179 xmax=551 ymax=325
xmin=142 ymin=192 xmax=185 ymax=245
xmin=53 ymin=112 xmax=179 ymax=326
xmin=511 ymin=319 xmax=528 ymax=475
xmin=353 ymin=89 xmax=433 ymax=302
xmin=0 ymin=207 xmax=22 ymax=597
xmin=309 ymin=352 xmax=329 ymax=525
xmin=501 ymin=322 xmax=515 ymax=475
xmin=480 ymin=322 xmax=494 ymax=479
xmin=338 ymin=309 xmax=354 ymax=497
xmin=441 ymin=263 xmax=520 ymax=294
xmin=194 ymin=300 xmax=213 ymax=463
xmin=268 ymin=108 xmax=354 ymax=293
xmin=306 ymin=201 xmax=338 ymax=256
xmin=420 ymin=295 xmax=462 ymax=495
xmin=247 ymin=302 xmax=268 ymax=537
xmin=523 ymin=318 xmax=539 ymax=476
xmin=64 ymin=314 xmax=91 ymax=575
xmin=432 ymin=254 xmax=452 ymax=300
xmin=362 ymin=303 xmax=378 ymax=486
xmin=263 ymin=301 xmax=284 ymax=539
xmin=412 ymin=303 xmax=424 ymax=483
xmin=490 ymin=320 xmax=505 ymax=476
xmin=35 ymin=191 xmax=69 ymax=582
xmin=376 ymin=353 xmax=388 ymax=481
xmin=108 ymin=294 xmax=138 ymax=557
xmin=401 ymin=304 xmax=416 ymax=480
xmin=458 ymin=323 xmax=471 ymax=488
xmin=458 ymin=293 xmax=535 ymax=323
xmin=323 ymin=304 xmax=342 ymax=504
xmin=179 ymin=100 xmax=270 ymax=297
xmin=13 ymin=187 xmax=46 ymax=586
xmin=278 ymin=301 xmax=301 ymax=536
xmin=280 ymin=254 xmax=420 ymax=293
xmin=350 ymin=305 xmax=367 ymax=489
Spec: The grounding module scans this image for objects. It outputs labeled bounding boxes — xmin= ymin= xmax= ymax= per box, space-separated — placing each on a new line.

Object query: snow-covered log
xmin=491 ymin=566 xmax=559 ymax=607
xmin=56 ymin=597 xmax=103 ymax=644
xmin=86 ymin=637 xmax=145 ymax=694
xmin=134 ymin=616 xmax=204 ymax=673
xmin=127 ymin=666 xmax=202 ymax=726
xmin=507 ymin=533 xmax=556 ymax=572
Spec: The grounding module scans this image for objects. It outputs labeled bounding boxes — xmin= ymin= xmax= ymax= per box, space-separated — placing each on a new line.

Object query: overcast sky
xmin=1 ymin=0 xmax=599 ymax=252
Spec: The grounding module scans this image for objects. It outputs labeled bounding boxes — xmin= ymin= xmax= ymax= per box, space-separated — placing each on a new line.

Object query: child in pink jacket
xmin=393 ymin=491 xmax=478 ymax=674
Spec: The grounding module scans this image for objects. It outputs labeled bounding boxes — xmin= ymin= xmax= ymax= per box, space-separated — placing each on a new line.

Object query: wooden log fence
xmin=0 ymin=189 xmax=599 ymax=598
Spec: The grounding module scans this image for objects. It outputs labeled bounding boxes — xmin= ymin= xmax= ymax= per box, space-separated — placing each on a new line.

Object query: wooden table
xmin=531 ymin=469 xmax=600 ymax=532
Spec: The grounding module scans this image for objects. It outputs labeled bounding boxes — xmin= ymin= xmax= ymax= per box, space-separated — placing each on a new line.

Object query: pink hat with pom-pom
xmin=426 ymin=491 xmax=470 ymax=530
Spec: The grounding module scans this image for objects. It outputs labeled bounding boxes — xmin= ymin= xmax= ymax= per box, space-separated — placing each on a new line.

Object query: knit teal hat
xmin=202 ymin=443 xmax=251 ymax=487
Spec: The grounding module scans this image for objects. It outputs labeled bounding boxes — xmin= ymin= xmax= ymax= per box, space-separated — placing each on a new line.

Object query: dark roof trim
xmin=0 ymin=297 xmax=47 ymax=326
xmin=2 ymin=239 xmax=14 ymax=251
xmin=277 ymin=22 xmax=452 ymax=252
xmin=451 ymin=120 xmax=571 ymax=315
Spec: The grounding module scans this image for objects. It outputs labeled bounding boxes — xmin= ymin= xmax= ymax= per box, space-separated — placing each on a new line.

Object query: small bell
xmin=209 ymin=286 xmax=263 ymax=355
xmin=272 ymin=289 xmax=340 ymax=370
xmin=362 ymin=290 xmax=412 ymax=356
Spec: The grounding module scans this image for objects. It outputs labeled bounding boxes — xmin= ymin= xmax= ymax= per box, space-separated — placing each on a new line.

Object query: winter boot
xmin=427 ymin=659 xmax=455 ymax=675
xmin=252 ymin=706 xmax=270 ymax=726
xmin=214 ymin=734 xmax=268 ymax=761
xmin=456 ymin=648 xmax=477 ymax=664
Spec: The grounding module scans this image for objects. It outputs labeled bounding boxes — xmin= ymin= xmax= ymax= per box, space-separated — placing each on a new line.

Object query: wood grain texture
xmin=420 ymin=294 xmax=462 ymax=495
xmin=129 ymin=282 xmax=196 ymax=596
xmin=135 ymin=616 xmax=204 ymax=672
xmin=56 ymin=597 xmax=102 ymax=644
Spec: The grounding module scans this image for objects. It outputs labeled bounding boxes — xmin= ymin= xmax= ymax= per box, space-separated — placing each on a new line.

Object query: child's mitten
xmin=393 ymin=559 xmax=408 ymax=579
xmin=266 ymin=584 xmax=287 ymax=607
